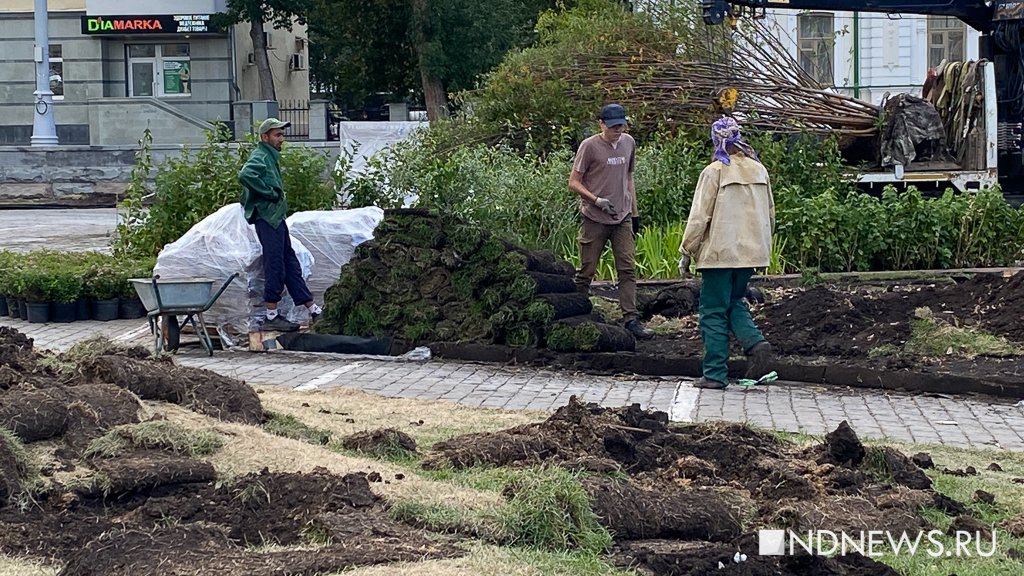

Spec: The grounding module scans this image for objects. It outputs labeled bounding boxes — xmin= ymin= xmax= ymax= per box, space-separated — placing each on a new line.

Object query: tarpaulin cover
xmin=153 ymin=204 xmax=313 ymax=345
xmin=285 ymin=207 xmax=384 ymax=307
xmin=880 ymin=93 xmax=950 ymax=167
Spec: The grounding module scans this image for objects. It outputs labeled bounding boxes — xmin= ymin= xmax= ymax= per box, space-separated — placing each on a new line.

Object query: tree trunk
xmin=250 ymin=20 xmax=277 ymax=102
xmin=410 ymin=0 xmax=449 ymax=122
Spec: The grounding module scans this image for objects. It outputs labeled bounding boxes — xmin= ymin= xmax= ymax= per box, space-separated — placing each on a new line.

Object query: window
xmin=797 ymin=13 xmax=834 ymax=86
xmin=928 ymin=16 xmax=965 ymax=68
xmin=48 ymin=44 xmax=63 ymax=100
xmin=127 ymin=43 xmax=191 ymax=97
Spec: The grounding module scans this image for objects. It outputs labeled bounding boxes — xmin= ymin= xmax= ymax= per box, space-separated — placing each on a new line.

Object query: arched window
xmin=797 ymin=13 xmax=834 ymax=86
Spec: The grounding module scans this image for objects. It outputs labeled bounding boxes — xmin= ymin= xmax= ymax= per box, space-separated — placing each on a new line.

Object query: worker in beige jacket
xmin=680 ymin=117 xmax=774 ymax=389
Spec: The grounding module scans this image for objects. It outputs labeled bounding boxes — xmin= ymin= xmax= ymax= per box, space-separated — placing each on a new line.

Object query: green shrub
xmin=115 ymin=127 xmax=339 ymax=259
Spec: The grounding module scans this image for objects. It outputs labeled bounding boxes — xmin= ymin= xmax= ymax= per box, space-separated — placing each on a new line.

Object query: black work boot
xmin=745 ymin=341 xmax=773 ymax=380
xmin=263 ymin=315 xmax=299 ymax=332
xmin=624 ymin=319 xmax=654 ymax=340
xmin=693 ymin=377 xmax=728 ymax=390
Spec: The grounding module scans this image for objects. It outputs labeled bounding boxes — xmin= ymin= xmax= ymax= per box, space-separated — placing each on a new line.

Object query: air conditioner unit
xmin=246 ymin=52 xmax=255 ymax=66
xmin=289 ymin=53 xmax=306 ymax=71
xmin=294 ymin=37 xmax=306 ymax=51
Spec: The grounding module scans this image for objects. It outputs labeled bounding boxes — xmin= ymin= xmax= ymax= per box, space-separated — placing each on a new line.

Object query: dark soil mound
xmin=759 ymin=272 xmax=1024 ymax=357
xmin=0 ymin=383 xmax=141 ymax=447
xmin=0 ymin=431 xmax=24 ymax=506
xmin=82 ymin=452 xmax=217 ymax=497
xmin=341 ymin=428 xmax=418 ymax=457
xmin=0 ymin=326 xmax=39 ymax=373
xmin=58 ymin=513 xmax=463 ymax=576
xmin=129 ymin=468 xmax=379 ymax=545
xmin=78 ymin=355 xmax=263 ymax=425
xmin=424 ymin=399 xmax=960 ymax=574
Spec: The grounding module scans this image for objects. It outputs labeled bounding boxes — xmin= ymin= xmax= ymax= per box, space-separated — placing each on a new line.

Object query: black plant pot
xmin=119 ymin=296 xmax=148 ymax=319
xmin=0 ymin=295 xmax=8 ymax=317
xmin=17 ymin=300 xmax=27 ymax=320
xmin=25 ymin=302 xmax=50 ymax=323
xmin=76 ymin=298 xmax=91 ymax=321
xmin=92 ymin=298 xmax=120 ymax=322
xmin=8 ymin=299 xmax=20 ymax=319
xmin=52 ymin=302 xmax=76 ymax=323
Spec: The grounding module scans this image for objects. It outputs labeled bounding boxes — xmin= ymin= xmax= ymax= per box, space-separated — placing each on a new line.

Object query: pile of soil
xmin=316 ymin=209 xmax=634 ymax=351
xmin=0 ymin=328 xmax=463 ymax=574
xmin=424 ymin=397 xmax=979 ymax=575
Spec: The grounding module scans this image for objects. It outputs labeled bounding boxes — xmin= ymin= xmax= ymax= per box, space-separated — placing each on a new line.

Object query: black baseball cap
xmin=600 ymin=103 xmax=628 ymax=127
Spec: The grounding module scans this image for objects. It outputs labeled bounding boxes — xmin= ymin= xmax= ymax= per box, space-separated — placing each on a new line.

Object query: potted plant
xmin=0 ymin=250 xmax=17 ymax=317
xmin=84 ymin=263 xmax=122 ymax=321
xmin=18 ymin=267 xmax=53 ymax=323
xmin=50 ymin=268 xmax=82 ymax=323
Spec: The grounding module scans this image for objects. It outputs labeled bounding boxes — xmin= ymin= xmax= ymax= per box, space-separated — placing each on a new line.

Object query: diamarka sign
xmin=86 ymin=18 xmax=163 ymax=32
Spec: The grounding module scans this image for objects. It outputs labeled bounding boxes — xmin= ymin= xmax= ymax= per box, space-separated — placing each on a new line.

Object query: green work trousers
xmin=698 ymin=268 xmax=765 ymax=383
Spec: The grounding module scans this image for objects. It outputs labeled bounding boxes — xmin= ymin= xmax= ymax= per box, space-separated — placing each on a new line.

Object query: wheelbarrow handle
xmin=203 ymin=272 xmax=241 ymax=311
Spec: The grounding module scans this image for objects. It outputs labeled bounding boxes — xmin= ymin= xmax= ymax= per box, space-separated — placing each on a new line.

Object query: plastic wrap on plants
xmin=285 ymin=207 xmax=384 ymax=306
xmin=153 ymin=204 xmax=313 ymax=345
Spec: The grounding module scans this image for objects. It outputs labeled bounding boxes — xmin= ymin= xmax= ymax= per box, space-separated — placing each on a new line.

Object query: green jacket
xmin=239 ymin=142 xmax=287 ymax=228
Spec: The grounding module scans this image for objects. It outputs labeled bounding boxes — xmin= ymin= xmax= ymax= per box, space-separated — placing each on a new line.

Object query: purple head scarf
xmin=711 ymin=116 xmax=758 ymax=165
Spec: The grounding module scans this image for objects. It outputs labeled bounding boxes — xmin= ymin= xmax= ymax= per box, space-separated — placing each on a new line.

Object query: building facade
xmin=0 ymin=0 xmax=310 ymax=145
xmin=765 ymin=11 xmax=980 ymax=105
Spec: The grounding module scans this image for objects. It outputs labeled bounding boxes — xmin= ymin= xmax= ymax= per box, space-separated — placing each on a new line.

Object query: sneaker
xmin=745 ymin=341 xmax=773 ymax=380
xmin=624 ymin=319 xmax=654 ymax=340
xmin=262 ymin=315 xmax=299 ymax=332
xmin=693 ymin=377 xmax=728 ymax=390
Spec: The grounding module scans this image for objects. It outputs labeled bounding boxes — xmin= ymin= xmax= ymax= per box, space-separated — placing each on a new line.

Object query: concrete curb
xmin=428 ymin=342 xmax=1024 ymax=400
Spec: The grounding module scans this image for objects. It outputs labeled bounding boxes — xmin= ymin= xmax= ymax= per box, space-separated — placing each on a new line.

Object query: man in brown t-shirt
xmin=568 ymin=103 xmax=653 ymax=340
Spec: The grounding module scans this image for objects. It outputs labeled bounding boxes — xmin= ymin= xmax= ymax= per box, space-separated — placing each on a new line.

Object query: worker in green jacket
xmin=239 ymin=117 xmax=321 ymax=332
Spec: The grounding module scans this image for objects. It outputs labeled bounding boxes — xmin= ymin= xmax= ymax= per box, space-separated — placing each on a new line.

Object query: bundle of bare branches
xmin=552 ymin=16 xmax=881 ymax=136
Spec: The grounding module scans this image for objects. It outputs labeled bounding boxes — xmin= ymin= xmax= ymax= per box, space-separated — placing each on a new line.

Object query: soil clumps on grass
xmin=315 ymin=209 xmax=634 ymax=352
xmin=0 ymin=328 xmax=464 ymax=574
xmin=424 ymin=397 xmax=959 ymax=575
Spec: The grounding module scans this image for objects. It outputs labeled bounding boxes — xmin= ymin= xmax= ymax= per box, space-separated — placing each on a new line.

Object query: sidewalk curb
xmin=428 ymin=342 xmax=1024 ymax=400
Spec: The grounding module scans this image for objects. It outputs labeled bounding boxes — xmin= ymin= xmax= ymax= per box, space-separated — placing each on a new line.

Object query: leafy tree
xmin=217 ymin=0 xmax=310 ymax=101
xmin=308 ymin=0 xmax=568 ymax=121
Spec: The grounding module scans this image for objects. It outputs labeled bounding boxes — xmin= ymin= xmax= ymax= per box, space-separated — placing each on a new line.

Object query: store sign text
xmin=81 ymin=15 xmax=217 ymax=35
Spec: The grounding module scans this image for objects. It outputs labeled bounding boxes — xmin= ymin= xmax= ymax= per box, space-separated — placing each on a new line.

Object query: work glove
xmin=631 ymin=216 xmax=641 ymax=238
xmin=594 ymin=197 xmax=617 ymax=216
xmin=678 ymin=254 xmax=692 ymax=278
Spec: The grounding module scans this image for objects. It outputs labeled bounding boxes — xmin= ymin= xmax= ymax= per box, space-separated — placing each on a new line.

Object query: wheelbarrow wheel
xmin=163 ymin=315 xmax=181 ymax=352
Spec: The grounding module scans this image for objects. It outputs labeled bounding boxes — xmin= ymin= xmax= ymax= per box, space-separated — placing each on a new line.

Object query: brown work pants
xmin=573 ymin=216 xmax=637 ymax=321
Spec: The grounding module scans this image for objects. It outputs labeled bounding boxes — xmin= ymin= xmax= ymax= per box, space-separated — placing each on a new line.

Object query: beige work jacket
xmin=680 ymin=154 xmax=775 ymax=269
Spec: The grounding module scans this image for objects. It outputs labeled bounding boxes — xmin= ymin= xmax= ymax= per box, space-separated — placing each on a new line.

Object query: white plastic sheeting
xmin=337 ymin=121 xmax=425 ymax=175
xmin=285 ymin=206 xmax=384 ymax=307
xmin=153 ymin=204 xmax=314 ymax=344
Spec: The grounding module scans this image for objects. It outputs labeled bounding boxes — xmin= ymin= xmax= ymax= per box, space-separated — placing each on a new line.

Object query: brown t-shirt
xmin=573 ymin=133 xmax=635 ymax=225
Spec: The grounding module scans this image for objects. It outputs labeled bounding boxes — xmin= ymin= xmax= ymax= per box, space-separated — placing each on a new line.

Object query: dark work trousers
xmin=254 ymin=219 xmax=313 ymax=306
xmin=698 ymin=268 xmax=766 ymax=383
xmin=573 ymin=216 xmax=638 ymax=321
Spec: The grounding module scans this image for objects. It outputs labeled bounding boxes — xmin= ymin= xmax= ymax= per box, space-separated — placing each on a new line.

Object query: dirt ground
xmin=617 ymin=271 xmax=1024 ymax=384
xmin=0 ymin=326 xmax=1017 ymax=575
xmin=0 ymin=329 xmax=464 ymax=575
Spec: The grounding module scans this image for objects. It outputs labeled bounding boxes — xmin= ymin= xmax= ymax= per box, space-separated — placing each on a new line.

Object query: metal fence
xmin=278 ymin=99 xmax=309 ymax=139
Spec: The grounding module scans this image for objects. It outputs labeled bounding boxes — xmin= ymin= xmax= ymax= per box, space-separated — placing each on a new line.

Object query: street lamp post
xmin=31 ymin=0 xmax=58 ymax=146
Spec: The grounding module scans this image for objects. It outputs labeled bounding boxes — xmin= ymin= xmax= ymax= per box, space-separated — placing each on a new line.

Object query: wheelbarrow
xmin=131 ymin=273 xmax=239 ymax=356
